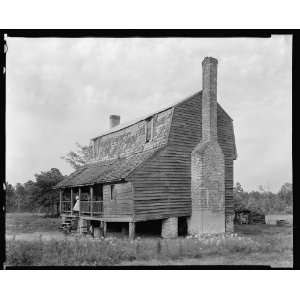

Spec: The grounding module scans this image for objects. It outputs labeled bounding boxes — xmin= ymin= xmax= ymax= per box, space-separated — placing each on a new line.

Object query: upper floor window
xmin=111 ymin=184 xmax=117 ymax=201
xmin=145 ymin=117 xmax=153 ymax=143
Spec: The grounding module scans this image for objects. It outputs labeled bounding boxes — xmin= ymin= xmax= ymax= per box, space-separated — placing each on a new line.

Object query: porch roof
xmin=55 ymin=148 xmax=160 ymax=189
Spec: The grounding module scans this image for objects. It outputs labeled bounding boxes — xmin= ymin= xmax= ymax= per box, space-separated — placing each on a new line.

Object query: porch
xmin=58 ymin=182 xmax=136 ymax=238
xmin=59 ymin=185 xmax=104 ymax=218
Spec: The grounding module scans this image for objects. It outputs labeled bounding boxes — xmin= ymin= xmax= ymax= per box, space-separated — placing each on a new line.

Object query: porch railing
xmin=60 ymin=198 xmax=103 ymax=217
xmin=61 ymin=201 xmax=72 ymax=214
xmin=80 ymin=201 xmax=103 ymax=217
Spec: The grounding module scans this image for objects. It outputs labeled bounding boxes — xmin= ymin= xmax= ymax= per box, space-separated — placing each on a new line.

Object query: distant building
xmin=55 ymin=56 xmax=237 ymax=238
xmin=234 ymin=209 xmax=266 ymax=225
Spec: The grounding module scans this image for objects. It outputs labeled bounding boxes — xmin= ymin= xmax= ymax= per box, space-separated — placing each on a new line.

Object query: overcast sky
xmin=6 ymin=36 xmax=292 ymax=192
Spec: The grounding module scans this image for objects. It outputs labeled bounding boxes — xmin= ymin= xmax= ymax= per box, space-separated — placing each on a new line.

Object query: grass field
xmin=5 ymin=213 xmax=293 ymax=268
xmin=6 ymin=213 xmax=61 ymax=234
xmin=265 ymin=214 xmax=293 ymax=225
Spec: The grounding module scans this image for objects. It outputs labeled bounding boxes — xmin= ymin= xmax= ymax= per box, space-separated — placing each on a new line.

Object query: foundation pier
xmin=129 ymin=222 xmax=135 ymax=239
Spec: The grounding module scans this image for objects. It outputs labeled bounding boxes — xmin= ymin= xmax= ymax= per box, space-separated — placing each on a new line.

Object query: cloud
xmin=6 ymin=36 xmax=292 ymax=192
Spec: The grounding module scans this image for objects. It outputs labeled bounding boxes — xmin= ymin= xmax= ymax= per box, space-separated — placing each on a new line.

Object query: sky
xmin=6 ymin=36 xmax=292 ymax=192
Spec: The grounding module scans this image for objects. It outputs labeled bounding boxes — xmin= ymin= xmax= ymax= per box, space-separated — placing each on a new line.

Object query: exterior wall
xmin=92 ymin=108 xmax=173 ymax=161
xmin=129 ymin=93 xmax=202 ymax=221
xmin=168 ymin=93 xmax=202 ymax=149
xmin=128 ymin=93 xmax=235 ymax=226
xmin=128 ymin=146 xmax=191 ymax=221
xmin=102 ymin=182 xmax=134 ymax=218
xmin=190 ymin=141 xmax=225 ymax=234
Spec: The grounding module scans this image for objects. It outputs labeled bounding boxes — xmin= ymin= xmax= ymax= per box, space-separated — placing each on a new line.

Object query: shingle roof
xmin=91 ymin=91 xmax=233 ymax=140
xmin=91 ymin=91 xmax=201 ymax=140
xmin=55 ymin=148 xmax=160 ymax=188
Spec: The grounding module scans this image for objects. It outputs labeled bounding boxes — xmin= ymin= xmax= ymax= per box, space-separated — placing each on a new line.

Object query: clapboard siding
xmin=128 ymin=92 xmax=236 ymax=221
xmin=103 ymin=182 xmax=134 ymax=218
xmin=128 ymin=146 xmax=191 ymax=221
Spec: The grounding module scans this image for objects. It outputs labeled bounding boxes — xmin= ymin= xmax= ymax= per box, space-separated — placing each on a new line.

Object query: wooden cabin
xmin=55 ymin=56 xmax=237 ymax=238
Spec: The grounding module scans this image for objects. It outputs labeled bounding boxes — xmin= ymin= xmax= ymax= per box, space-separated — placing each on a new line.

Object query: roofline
xmin=54 ymin=148 xmax=162 ymax=189
xmin=91 ymin=90 xmax=202 ymax=141
xmin=217 ymin=102 xmax=234 ymax=122
xmin=91 ymin=90 xmax=234 ymax=141
xmin=54 ymin=178 xmax=126 ymax=189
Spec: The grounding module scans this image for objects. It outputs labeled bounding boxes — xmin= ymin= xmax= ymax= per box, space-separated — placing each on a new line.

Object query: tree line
xmin=6 ymin=143 xmax=90 ymax=215
xmin=233 ymin=182 xmax=293 ymax=215
xmin=6 ymin=168 xmax=65 ymax=215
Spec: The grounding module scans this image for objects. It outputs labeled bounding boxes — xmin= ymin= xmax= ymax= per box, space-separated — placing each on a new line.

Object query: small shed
xmin=234 ymin=209 xmax=266 ymax=225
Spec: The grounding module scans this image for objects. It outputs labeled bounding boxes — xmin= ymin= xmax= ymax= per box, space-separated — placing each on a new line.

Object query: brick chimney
xmin=109 ymin=115 xmax=120 ymax=128
xmin=189 ymin=56 xmax=226 ymax=235
xmin=202 ymin=57 xmax=218 ymax=141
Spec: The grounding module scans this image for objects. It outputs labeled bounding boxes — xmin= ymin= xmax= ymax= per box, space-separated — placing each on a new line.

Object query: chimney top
xmin=202 ymin=57 xmax=218 ymax=66
xmin=109 ymin=115 xmax=120 ymax=128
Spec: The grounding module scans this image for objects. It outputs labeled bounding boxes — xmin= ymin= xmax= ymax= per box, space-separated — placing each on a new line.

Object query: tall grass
xmin=6 ymin=232 xmax=292 ymax=266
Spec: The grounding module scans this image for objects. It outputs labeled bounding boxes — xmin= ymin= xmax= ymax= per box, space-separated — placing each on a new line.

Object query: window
xmin=145 ymin=117 xmax=153 ymax=143
xmin=111 ymin=184 xmax=117 ymax=201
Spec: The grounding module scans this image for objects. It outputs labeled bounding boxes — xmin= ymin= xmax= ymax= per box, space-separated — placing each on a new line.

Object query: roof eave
xmin=55 ymin=178 xmax=126 ymax=189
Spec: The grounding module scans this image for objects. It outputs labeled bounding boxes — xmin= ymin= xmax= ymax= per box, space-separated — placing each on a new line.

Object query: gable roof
xmin=55 ymin=148 xmax=160 ymax=188
xmin=91 ymin=90 xmax=233 ymax=141
xmin=56 ymin=90 xmax=236 ymax=189
xmin=91 ymin=91 xmax=201 ymax=141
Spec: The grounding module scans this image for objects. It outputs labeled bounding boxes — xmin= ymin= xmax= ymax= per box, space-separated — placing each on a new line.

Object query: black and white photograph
xmin=3 ymin=33 xmax=293 ymax=269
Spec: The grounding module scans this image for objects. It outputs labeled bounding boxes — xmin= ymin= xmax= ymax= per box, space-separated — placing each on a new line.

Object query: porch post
xmin=129 ymin=222 xmax=135 ymax=240
xmin=70 ymin=188 xmax=73 ymax=216
xmin=90 ymin=186 xmax=93 ymax=217
xmin=59 ymin=189 xmax=63 ymax=215
xmin=103 ymin=222 xmax=107 ymax=237
xmin=78 ymin=187 xmax=81 ymax=216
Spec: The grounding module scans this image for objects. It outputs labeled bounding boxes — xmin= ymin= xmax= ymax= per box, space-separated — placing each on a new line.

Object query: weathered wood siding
xmin=128 ymin=146 xmax=191 ymax=221
xmin=129 ymin=94 xmax=201 ymax=220
xmin=92 ymin=108 xmax=173 ymax=161
xmin=102 ymin=182 xmax=134 ymax=217
xmin=129 ymin=92 xmax=236 ymax=221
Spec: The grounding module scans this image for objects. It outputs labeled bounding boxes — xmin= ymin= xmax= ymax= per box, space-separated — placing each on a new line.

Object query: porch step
xmin=59 ymin=215 xmax=79 ymax=232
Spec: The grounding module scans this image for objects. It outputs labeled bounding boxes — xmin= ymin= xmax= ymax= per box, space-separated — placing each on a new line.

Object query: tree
xmin=278 ymin=183 xmax=293 ymax=213
xmin=5 ymin=182 xmax=16 ymax=212
xmin=15 ymin=183 xmax=26 ymax=212
xmin=61 ymin=142 xmax=93 ymax=170
xmin=233 ymin=182 xmax=293 ymax=215
xmin=233 ymin=182 xmax=247 ymax=210
xmin=33 ymin=168 xmax=65 ymax=215
xmin=11 ymin=168 xmax=65 ymax=214
xmin=23 ymin=180 xmax=40 ymax=211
